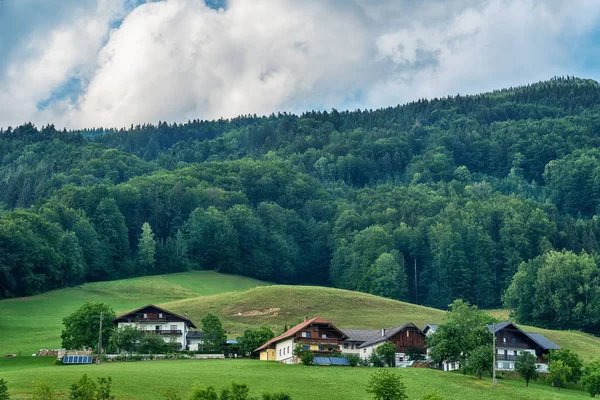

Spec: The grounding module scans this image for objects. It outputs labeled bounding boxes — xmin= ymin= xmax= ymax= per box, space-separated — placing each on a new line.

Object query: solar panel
xmin=330 ymin=357 xmax=350 ymax=366
xmin=313 ymin=357 xmax=331 ymax=365
xmin=63 ymin=355 xmax=93 ymax=364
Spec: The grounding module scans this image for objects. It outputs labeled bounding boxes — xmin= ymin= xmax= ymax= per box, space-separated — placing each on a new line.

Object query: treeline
xmin=2 ymin=77 xmax=600 ymax=332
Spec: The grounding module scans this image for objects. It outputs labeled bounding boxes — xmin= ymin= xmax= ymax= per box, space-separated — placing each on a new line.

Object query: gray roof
xmin=340 ymin=329 xmax=380 ymax=342
xmin=358 ymin=323 xmax=419 ymax=349
xmin=525 ymin=332 xmax=561 ymax=351
xmin=187 ymin=331 xmax=204 ymax=338
xmin=487 ymin=322 xmax=560 ymax=351
xmin=423 ymin=324 xmax=438 ymax=333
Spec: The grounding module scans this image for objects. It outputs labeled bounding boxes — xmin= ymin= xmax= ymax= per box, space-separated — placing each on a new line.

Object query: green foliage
xmin=109 ymin=325 xmax=143 ymax=353
xmin=201 ymin=314 xmax=227 ymax=352
xmin=504 ymin=251 xmax=600 ymax=333
xmin=32 ymin=380 xmax=55 ymax=400
xmin=547 ymin=349 xmax=583 ymax=383
xmin=219 ymin=383 xmax=250 ymax=400
xmin=186 ymin=384 xmax=218 ymax=400
xmin=236 ymin=326 xmax=274 ymax=356
xmin=463 ymin=345 xmax=493 ymax=379
xmin=5 ymin=77 xmax=600 ymax=336
xmin=376 ymin=341 xmax=397 ymax=367
xmin=0 ymin=378 xmax=9 ymax=400
xmin=139 ymin=334 xmax=168 ymax=354
xmin=60 ymin=302 xmax=115 ymax=350
xmin=427 ymin=300 xmax=495 ymax=366
xmin=96 ymin=377 xmax=115 ymax=400
xmin=421 ymin=389 xmax=444 ymax=400
xmin=344 ymin=353 xmax=361 ymax=367
xmin=300 ymin=352 xmax=313 ymax=366
xmin=261 ymin=393 xmax=292 ymax=400
xmin=515 ymin=351 xmax=538 ymax=387
xmin=366 ymin=369 xmax=407 ymax=400
xmin=68 ymin=374 xmax=96 ymax=400
xmin=368 ymin=352 xmax=385 ymax=368
xmin=138 ymin=222 xmax=156 ymax=274
xmin=163 ymin=388 xmax=182 ymax=400
xmin=582 ymin=360 xmax=600 ymax=397
xmin=548 ymin=360 xmax=571 ymax=390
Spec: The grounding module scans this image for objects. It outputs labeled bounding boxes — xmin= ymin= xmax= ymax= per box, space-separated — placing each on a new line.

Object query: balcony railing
xmin=497 ymin=354 xmax=517 ymax=361
xmin=143 ymin=330 xmax=182 ymax=336
xmin=297 ymin=337 xmax=341 ymax=345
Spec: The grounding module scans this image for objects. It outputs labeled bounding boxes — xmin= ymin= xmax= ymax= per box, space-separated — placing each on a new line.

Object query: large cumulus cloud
xmin=1 ymin=0 xmax=599 ymax=129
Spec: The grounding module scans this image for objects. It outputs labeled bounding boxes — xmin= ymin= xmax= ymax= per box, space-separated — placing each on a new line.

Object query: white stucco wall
xmin=275 ymin=339 xmax=294 ymax=363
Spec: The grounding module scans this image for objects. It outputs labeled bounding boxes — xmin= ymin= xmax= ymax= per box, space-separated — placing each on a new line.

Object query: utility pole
xmin=492 ymin=323 xmax=497 ymax=386
xmin=97 ymin=311 xmax=103 ymax=364
xmin=414 ymin=258 xmax=418 ymax=304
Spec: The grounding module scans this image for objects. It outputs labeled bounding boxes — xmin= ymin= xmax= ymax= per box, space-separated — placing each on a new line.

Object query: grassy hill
xmin=2 ymin=271 xmax=600 ymax=363
xmin=0 ymin=271 xmax=269 ymax=355
xmin=164 ymin=285 xmax=600 ymax=361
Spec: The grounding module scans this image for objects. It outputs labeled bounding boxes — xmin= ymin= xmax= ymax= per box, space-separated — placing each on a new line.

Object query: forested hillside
xmin=2 ymin=76 xmax=600 ymax=333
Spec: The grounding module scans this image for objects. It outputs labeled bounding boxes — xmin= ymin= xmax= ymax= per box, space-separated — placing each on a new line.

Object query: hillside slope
xmin=0 ymin=271 xmax=268 ymax=355
xmin=164 ymin=285 xmax=600 ymax=361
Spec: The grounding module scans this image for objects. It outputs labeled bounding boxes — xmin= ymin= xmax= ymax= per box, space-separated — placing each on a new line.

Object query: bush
xmin=300 ymin=352 xmax=313 ymax=366
xmin=32 ymin=381 xmax=55 ymax=400
xmin=376 ymin=342 xmax=397 ymax=367
xmin=0 ymin=378 xmax=9 ymax=400
xmin=219 ymin=382 xmax=250 ymax=399
xmin=366 ymin=369 xmax=407 ymax=400
xmin=368 ymin=352 xmax=384 ymax=368
xmin=421 ymin=390 xmax=443 ymax=400
xmin=261 ymin=393 xmax=292 ymax=400
xmin=68 ymin=374 xmax=114 ymax=400
xmin=582 ymin=360 xmax=600 ymax=398
xmin=163 ymin=388 xmax=182 ymax=400
xmin=344 ymin=353 xmax=361 ymax=367
xmin=53 ymin=358 xmax=64 ymax=366
xmin=186 ymin=383 xmax=218 ymax=400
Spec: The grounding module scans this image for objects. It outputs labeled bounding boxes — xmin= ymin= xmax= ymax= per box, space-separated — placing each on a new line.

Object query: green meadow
xmin=0 ymin=271 xmax=268 ymax=355
xmin=0 ymin=357 xmax=589 ymax=400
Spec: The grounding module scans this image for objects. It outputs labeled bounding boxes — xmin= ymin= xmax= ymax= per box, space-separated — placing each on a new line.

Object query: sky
xmin=1 ymin=0 xmax=600 ymax=129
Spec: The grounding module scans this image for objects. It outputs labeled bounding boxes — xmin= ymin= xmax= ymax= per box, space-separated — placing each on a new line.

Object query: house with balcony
xmin=488 ymin=322 xmax=560 ymax=373
xmin=341 ymin=323 xmax=426 ymax=365
xmin=255 ymin=317 xmax=347 ymax=363
xmin=113 ymin=304 xmax=197 ymax=351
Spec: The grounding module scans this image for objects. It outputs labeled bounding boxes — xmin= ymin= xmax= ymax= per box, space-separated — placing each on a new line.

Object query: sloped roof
xmin=112 ymin=304 xmax=197 ymax=328
xmin=487 ymin=322 xmax=560 ymax=351
xmin=358 ymin=323 xmax=421 ymax=349
xmin=423 ymin=324 xmax=438 ymax=333
xmin=340 ymin=329 xmax=380 ymax=342
xmin=255 ymin=317 xmax=347 ymax=352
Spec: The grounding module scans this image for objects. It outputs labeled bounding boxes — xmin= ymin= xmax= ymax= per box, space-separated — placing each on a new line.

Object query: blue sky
xmin=1 ymin=0 xmax=599 ymax=129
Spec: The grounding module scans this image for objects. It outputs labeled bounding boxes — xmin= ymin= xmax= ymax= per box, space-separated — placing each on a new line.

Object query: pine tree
xmin=138 ymin=222 xmax=156 ymax=274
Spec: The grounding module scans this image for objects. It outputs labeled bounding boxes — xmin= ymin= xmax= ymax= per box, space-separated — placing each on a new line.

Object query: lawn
xmin=0 ymin=271 xmax=268 ymax=355
xmin=0 ymin=357 xmax=588 ymax=400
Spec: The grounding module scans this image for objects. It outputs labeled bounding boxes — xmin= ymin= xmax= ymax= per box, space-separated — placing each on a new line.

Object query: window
xmin=503 ymin=337 xmax=507 ymax=343
xmin=321 ymin=334 xmax=327 ymax=339
xmin=171 ymin=325 xmax=177 ymax=331
xmin=319 ymin=346 xmax=324 ymax=351
xmin=143 ymin=313 xmax=147 ymax=318
xmin=288 ymin=346 xmax=290 ymax=354
xmin=513 ymin=351 xmax=517 ymax=356
xmin=343 ymin=343 xmax=349 ymax=349
xmin=279 ymin=349 xmax=282 ymax=356
xmin=363 ymin=349 xmax=366 ymax=353
xmin=301 ymin=332 xmax=311 ymax=338
xmin=302 ymin=345 xmax=310 ymax=351
xmin=502 ymin=362 xmax=510 ymax=370
xmin=159 ymin=313 xmax=163 ymax=318
xmin=155 ymin=325 xmax=161 ymax=331
xmin=512 ymin=337 xmax=518 ymax=344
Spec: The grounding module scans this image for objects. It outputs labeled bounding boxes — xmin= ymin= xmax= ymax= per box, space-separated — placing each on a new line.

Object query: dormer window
xmin=143 ymin=313 xmax=147 ymax=319
xmin=159 ymin=313 xmax=163 ymax=318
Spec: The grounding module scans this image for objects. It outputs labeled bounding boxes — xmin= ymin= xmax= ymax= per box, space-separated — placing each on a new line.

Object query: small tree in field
xmin=548 ymin=360 xmax=571 ymax=391
xmin=0 ymin=378 xmax=9 ymax=400
xmin=515 ymin=352 xmax=538 ymax=387
xmin=582 ymin=360 xmax=600 ymax=397
xmin=32 ymin=381 xmax=55 ymax=400
xmin=463 ymin=345 xmax=492 ymax=379
xmin=69 ymin=375 xmax=97 ymax=400
xmin=201 ymin=314 xmax=226 ymax=352
xmin=300 ymin=352 xmax=313 ymax=366
xmin=376 ymin=341 xmax=397 ymax=367
xmin=366 ymin=369 xmax=407 ymax=400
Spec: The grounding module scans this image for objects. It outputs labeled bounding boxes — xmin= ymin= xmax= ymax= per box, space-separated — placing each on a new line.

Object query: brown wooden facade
xmin=387 ymin=325 xmax=426 ymax=353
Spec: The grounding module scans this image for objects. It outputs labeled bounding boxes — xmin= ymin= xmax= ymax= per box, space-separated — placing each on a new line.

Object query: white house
xmin=112 ymin=304 xmax=197 ymax=351
xmin=422 ymin=324 xmax=459 ymax=371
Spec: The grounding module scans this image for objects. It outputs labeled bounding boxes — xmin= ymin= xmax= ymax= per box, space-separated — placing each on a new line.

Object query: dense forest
xmin=2 ymin=76 xmax=600 ymax=333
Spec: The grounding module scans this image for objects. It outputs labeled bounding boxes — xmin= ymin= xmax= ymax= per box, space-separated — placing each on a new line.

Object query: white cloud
xmin=0 ymin=0 xmax=599 ymax=129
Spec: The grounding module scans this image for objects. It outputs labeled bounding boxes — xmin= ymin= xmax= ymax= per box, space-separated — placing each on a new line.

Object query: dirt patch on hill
xmin=233 ymin=307 xmax=280 ymax=317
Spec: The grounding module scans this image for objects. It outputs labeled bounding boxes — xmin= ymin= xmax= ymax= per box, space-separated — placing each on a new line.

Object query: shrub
xmin=547 ymin=349 xmax=583 ymax=384
xmin=300 ymin=352 xmax=313 ymax=366
xmin=163 ymin=388 xmax=182 ymax=400
xmin=582 ymin=360 xmax=600 ymax=398
xmin=376 ymin=342 xmax=397 ymax=367
xmin=0 ymin=378 xmax=9 ymax=400
xmin=220 ymin=382 xmax=250 ymax=400
xmin=345 ymin=353 xmax=361 ymax=367
xmin=186 ymin=383 xmax=218 ymax=400
xmin=421 ymin=390 xmax=443 ymax=400
xmin=68 ymin=375 xmax=97 ymax=400
xmin=366 ymin=369 xmax=407 ymax=400
xmin=32 ymin=381 xmax=55 ymax=400
xmin=261 ymin=393 xmax=292 ymax=400
xmin=53 ymin=358 xmax=64 ymax=366
xmin=368 ymin=352 xmax=384 ymax=368
xmin=96 ymin=377 xmax=115 ymax=400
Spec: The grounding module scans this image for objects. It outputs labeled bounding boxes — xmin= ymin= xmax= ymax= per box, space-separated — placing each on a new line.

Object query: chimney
xmin=184 ymin=312 xmax=188 ymax=318
xmin=304 ymin=316 xmax=308 ymax=322
xmin=381 ymin=329 xmax=386 ymax=337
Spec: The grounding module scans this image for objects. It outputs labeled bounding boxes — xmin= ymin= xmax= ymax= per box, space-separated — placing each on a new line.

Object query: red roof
xmin=255 ymin=317 xmax=344 ymax=352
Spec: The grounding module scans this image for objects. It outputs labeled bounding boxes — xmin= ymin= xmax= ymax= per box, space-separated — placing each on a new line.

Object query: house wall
xmin=341 ymin=341 xmax=362 ymax=354
xmin=275 ymin=339 xmax=294 ymax=363
xmin=117 ymin=321 xmax=188 ymax=350
xmin=388 ymin=327 xmax=426 ymax=353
